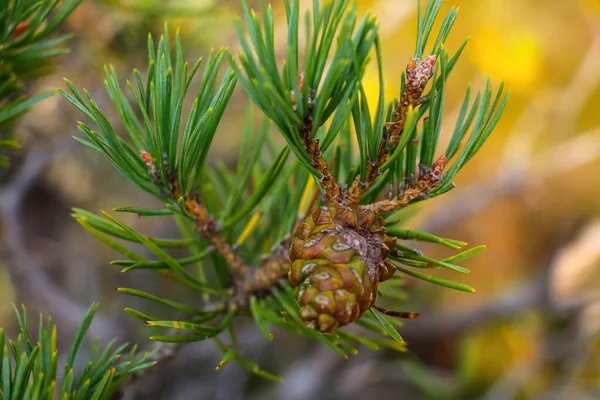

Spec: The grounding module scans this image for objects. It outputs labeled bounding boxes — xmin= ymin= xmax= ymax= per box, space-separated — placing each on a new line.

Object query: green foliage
xmin=97 ymin=0 xmax=215 ymax=17
xmin=0 ymin=304 xmax=155 ymax=400
xmin=227 ymin=0 xmax=379 ymax=177
xmin=63 ymin=25 xmax=236 ymax=197
xmin=60 ymin=0 xmax=508 ymax=379
xmin=0 ymin=0 xmax=82 ymax=165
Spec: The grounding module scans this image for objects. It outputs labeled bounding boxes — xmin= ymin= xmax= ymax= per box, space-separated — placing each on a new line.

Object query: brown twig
xmin=292 ymin=75 xmax=343 ymax=203
xmin=240 ymin=236 xmax=291 ymax=294
xmin=359 ymin=153 xmax=446 ymax=213
xmin=142 ymin=150 xmax=301 ymax=302
xmin=347 ymin=56 xmax=437 ymax=204
xmin=141 ymin=153 xmax=250 ymax=276
xmin=142 ymin=149 xmax=248 ymax=276
xmin=298 ymin=123 xmax=343 ymax=203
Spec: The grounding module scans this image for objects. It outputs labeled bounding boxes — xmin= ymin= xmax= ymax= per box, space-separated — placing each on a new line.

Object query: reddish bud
xmin=140 ymin=150 xmax=158 ymax=175
xmin=431 ymin=154 xmax=446 ymax=177
xmin=406 ymin=55 xmax=436 ymax=90
xmin=12 ymin=21 xmax=28 ymax=37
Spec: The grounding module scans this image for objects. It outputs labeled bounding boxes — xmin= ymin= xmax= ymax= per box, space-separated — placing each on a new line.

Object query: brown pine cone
xmin=288 ymin=203 xmax=397 ymax=333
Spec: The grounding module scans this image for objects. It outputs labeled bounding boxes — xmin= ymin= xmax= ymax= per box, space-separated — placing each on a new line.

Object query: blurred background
xmin=1 ymin=0 xmax=600 ymax=399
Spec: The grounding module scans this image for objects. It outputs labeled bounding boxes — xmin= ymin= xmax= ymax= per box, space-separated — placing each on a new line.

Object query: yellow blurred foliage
xmin=580 ymin=0 xmax=600 ymax=14
xmin=470 ymin=26 xmax=543 ymax=92
xmin=460 ymin=312 xmax=542 ymax=385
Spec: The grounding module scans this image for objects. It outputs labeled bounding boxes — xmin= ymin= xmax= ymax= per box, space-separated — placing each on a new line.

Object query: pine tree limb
xmin=360 ymin=153 xmax=446 ymax=212
xmin=141 ymin=151 xmax=250 ymax=276
xmin=240 ymin=237 xmax=292 ymax=295
xmin=348 ymin=56 xmax=437 ymax=204
xmin=298 ymin=123 xmax=343 ymax=203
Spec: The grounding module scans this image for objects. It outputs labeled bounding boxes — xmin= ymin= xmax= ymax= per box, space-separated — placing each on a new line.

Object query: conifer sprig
xmin=0 ymin=0 xmax=82 ymax=166
xmin=228 ymin=0 xmax=380 ymax=202
xmin=60 ymin=0 xmax=508 ymax=378
xmin=0 ymin=304 xmax=155 ymax=399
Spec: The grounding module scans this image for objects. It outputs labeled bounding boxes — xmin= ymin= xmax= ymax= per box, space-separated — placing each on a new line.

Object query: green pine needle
xmin=0 ymin=304 xmax=155 ymax=399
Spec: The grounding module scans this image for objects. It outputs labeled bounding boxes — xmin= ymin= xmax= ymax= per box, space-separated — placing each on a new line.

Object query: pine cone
xmin=288 ymin=203 xmax=397 ymax=333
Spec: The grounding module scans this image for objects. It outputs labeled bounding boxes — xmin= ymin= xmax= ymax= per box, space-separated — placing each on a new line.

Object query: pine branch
xmin=0 ymin=304 xmax=155 ymax=399
xmin=297 ymin=118 xmax=343 ymax=203
xmin=149 ymin=159 xmax=251 ymax=277
xmin=347 ymin=55 xmax=437 ymax=203
xmin=229 ymin=0 xmax=379 ymax=203
xmin=0 ymin=0 xmax=82 ymax=166
xmin=59 ymin=0 xmax=509 ymax=379
xmin=359 ymin=153 xmax=446 ymax=212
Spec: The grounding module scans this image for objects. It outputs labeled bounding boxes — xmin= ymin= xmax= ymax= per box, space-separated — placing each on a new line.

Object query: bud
xmin=406 ymin=55 xmax=436 ymax=90
xmin=12 ymin=21 xmax=28 ymax=37
xmin=140 ymin=150 xmax=158 ymax=176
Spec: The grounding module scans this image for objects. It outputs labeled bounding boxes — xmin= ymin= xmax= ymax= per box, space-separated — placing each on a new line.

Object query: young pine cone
xmin=288 ymin=203 xmax=397 ymax=333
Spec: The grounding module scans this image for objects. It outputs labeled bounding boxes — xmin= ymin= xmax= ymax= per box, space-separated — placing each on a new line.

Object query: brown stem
xmin=240 ymin=237 xmax=292 ymax=294
xmin=360 ymin=154 xmax=445 ymax=213
xmin=154 ymin=161 xmax=292 ymax=300
xmin=298 ymin=123 xmax=343 ymax=203
xmin=142 ymin=151 xmax=250 ymax=278
xmin=238 ymin=184 xmax=320 ymax=296
xmin=171 ymin=182 xmax=249 ymax=275
xmin=347 ymin=55 xmax=437 ymax=205
xmin=291 ymin=74 xmax=342 ymax=203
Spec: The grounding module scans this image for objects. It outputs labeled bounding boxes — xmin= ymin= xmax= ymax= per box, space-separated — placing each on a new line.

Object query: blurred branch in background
xmin=0 ymin=137 xmax=125 ymax=343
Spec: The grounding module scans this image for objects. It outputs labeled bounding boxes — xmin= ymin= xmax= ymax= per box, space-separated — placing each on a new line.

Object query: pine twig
xmin=298 ymin=123 xmax=343 ymax=203
xmin=140 ymin=150 xmax=250 ymax=276
xmin=348 ymin=56 xmax=437 ymax=204
xmin=240 ymin=236 xmax=292 ymax=294
xmin=142 ymin=149 xmax=299 ymax=304
xmin=294 ymin=76 xmax=343 ymax=203
xmin=240 ymin=179 xmax=320 ymax=296
xmin=360 ymin=154 xmax=446 ymax=212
